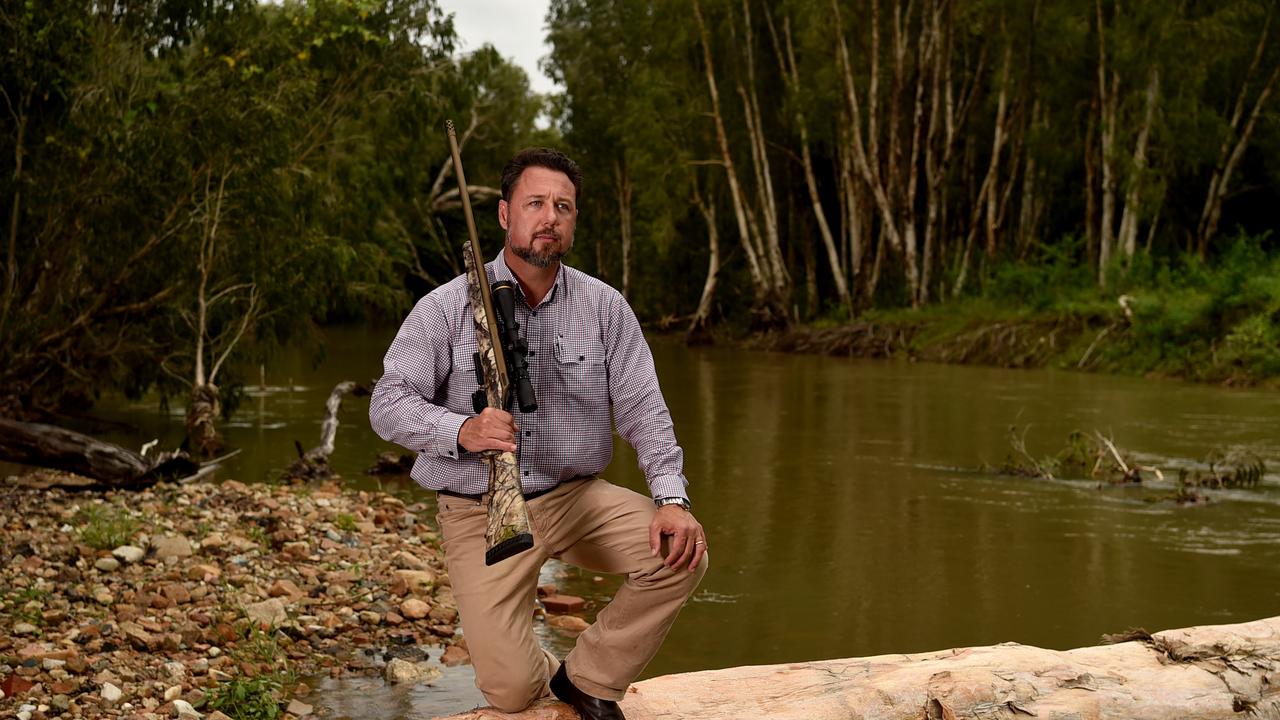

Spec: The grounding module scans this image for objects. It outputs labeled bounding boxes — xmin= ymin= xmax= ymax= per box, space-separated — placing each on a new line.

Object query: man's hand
xmin=649 ymin=504 xmax=706 ymax=573
xmin=458 ymin=407 xmax=518 ymax=453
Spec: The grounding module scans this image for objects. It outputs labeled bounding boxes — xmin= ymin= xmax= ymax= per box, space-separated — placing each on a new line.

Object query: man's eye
xmin=529 ymin=200 xmax=543 ymax=208
xmin=557 ymin=203 xmax=571 ymax=211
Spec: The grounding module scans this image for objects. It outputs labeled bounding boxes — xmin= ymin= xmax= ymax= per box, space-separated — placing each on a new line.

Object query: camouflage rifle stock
xmin=445 ymin=120 xmax=535 ymax=566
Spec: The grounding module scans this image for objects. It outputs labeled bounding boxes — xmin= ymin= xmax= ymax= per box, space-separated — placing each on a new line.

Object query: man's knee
xmin=479 ymin=673 xmax=547 ymax=713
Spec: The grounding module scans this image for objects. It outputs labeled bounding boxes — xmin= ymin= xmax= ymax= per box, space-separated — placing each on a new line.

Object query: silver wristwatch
xmin=655 ymin=497 xmax=691 ymax=511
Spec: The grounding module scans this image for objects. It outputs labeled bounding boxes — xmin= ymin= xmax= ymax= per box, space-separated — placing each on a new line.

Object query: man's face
xmin=499 ymin=166 xmax=577 ymax=269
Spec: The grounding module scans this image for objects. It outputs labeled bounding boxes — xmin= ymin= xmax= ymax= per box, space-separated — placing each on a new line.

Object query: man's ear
xmin=498 ymin=199 xmax=509 ymax=230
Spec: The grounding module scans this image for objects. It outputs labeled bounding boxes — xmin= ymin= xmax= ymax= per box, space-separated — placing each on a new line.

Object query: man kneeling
xmin=370 ymin=147 xmax=708 ymax=719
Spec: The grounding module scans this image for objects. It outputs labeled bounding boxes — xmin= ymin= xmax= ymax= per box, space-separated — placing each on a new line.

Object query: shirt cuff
xmin=434 ymin=412 xmax=469 ymax=460
xmin=648 ymin=474 xmax=689 ymax=503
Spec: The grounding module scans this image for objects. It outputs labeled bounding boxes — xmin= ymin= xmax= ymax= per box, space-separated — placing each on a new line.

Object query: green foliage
xmin=2 ymin=586 xmax=53 ymax=627
xmin=244 ymin=524 xmax=270 ymax=552
xmin=232 ymin=624 xmax=290 ymax=666
xmin=202 ymin=672 xmax=293 ymax=720
xmin=1097 ymin=237 xmax=1280 ymax=380
xmin=0 ymin=0 xmax=550 ymax=416
xmin=76 ymin=505 xmax=140 ymax=550
xmin=6 ymin=0 xmax=1280 ymax=409
xmin=334 ymin=512 xmax=358 ymax=532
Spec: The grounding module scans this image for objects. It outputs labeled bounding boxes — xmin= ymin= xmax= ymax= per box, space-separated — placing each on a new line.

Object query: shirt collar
xmin=492 ymin=248 xmax=568 ymax=307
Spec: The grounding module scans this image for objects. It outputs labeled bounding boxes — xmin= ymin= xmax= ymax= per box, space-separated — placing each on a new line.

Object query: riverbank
xmin=742 ymin=240 xmax=1280 ymax=386
xmin=750 ymin=294 xmax=1280 ymax=387
xmin=0 ymin=476 xmax=464 ymax=720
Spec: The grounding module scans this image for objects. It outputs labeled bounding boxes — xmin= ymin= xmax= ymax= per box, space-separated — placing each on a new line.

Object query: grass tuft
xmin=76 ymin=504 xmax=140 ymax=550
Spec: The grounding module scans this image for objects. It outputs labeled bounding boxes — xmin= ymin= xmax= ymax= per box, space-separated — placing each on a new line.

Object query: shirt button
xmin=525 ymin=431 xmax=531 ymax=437
xmin=532 ymin=311 xmax=538 ymax=317
xmin=523 ymin=471 xmax=529 ymax=476
xmin=528 ymin=350 xmax=536 ymax=357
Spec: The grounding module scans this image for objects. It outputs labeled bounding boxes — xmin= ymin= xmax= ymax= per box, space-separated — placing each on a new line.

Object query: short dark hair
xmin=500 ymin=148 xmax=583 ymax=202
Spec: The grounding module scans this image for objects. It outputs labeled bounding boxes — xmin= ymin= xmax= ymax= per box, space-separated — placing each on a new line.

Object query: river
xmin=66 ymin=324 xmax=1280 ymax=717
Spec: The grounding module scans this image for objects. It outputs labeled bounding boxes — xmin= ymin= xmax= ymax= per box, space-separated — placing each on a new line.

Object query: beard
xmin=509 ymin=231 xmax=571 ymax=269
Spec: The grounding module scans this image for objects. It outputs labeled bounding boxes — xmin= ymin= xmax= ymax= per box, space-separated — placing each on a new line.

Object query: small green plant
xmin=244 ymin=524 xmax=270 ymax=551
xmin=202 ymin=672 xmax=291 ymax=720
xmin=233 ymin=624 xmax=288 ymax=666
xmin=2 ymin=586 xmax=52 ymax=626
xmin=334 ymin=512 xmax=358 ymax=533
xmin=76 ymin=505 xmax=139 ymax=550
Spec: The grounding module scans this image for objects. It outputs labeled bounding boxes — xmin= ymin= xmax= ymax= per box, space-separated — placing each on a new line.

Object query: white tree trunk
xmin=693 ymin=0 xmax=769 ymax=304
xmin=1118 ymin=66 xmax=1160 ymax=262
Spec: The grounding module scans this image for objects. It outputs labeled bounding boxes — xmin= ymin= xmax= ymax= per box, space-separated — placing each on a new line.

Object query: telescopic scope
xmin=490 ymin=281 xmax=538 ymax=414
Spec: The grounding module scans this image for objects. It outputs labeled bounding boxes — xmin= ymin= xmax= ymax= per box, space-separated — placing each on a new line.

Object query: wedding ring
xmin=695 ymin=540 xmax=706 ymax=545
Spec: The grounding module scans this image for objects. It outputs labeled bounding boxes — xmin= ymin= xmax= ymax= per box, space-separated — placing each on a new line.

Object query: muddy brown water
xmin=20 ymin=324 xmax=1280 ymax=718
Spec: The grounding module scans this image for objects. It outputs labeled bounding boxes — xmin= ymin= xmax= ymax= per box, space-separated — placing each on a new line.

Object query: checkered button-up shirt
xmin=369 ymin=250 xmax=689 ymax=502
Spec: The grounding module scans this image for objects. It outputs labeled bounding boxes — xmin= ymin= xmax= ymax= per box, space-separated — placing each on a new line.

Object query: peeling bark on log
xmin=435 ymin=616 xmax=1280 ymax=720
xmin=0 ymin=417 xmax=197 ymax=490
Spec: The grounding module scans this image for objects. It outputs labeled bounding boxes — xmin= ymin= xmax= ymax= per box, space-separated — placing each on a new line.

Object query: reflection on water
xmin=33 ymin=324 xmax=1280 ymax=718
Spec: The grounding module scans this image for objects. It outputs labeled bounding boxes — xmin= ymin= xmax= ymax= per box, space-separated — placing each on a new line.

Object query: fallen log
xmin=436 ymin=616 xmax=1280 ymax=719
xmin=0 ymin=417 xmax=197 ymax=490
xmin=282 ymin=380 xmax=370 ymax=481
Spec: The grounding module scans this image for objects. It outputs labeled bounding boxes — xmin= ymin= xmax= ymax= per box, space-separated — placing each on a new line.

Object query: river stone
xmin=101 ymin=682 xmax=122 ymax=703
xmin=51 ymin=694 xmax=70 ymax=711
xmin=243 ymin=598 xmax=288 ymax=628
xmin=112 ymin=546 xmax=145 ymax=564
xmin=173 ymin=698 xmax=201 ymax=718
xmin=13 ymin=623 xmax=37 ymax=635
xmin=151 ymin=536 xmax=193 ymax=559
xmin=384 ymin=658 xmax=441 ymax=684
xmin=440 ymin=645 xmax=470 ymax=667
xmin=547 ymin=615 xmax=590 ymax=633
xmin=120 ymin=622 xmax=158 ymax=651
xmin=95 ymin=557 xmax=121 ymax=572
xmin=285 ymin=699 xmax=313 ymax=717
xmin=267 ymin=579 xmax=302 ymax=600
xmin=400 ymin=598 xmax=430 ymax=620
xmin=541 ymin=595 xmax=585 ymax=613
xmin=391 ymin=550 xmax=427 ymax=570
xmin=392 ymin=569 xmax=435 ymax=593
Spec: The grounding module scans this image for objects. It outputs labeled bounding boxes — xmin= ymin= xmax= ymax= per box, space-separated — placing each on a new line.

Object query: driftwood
xmin=0 ymin=417 xmax=197 ymax=490
xmin=436 ymin=616 xmax=1280 ymax=720
xmin=282 ymin=380 xmax=369 ymax=481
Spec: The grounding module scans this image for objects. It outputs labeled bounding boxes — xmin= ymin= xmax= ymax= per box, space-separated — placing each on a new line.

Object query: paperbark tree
xmin=692 ymin=0 xmax=786 ymax=326
xmin=768 ymin=12 xmax=851 ymax=311
xmin=1195 ymin=6 xmax=1279 ymax=258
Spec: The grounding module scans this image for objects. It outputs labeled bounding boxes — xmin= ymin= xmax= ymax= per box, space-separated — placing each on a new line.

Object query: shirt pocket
xmin=447 ymin=343 xmax=482 ymax=413
xmin=554 ymin=335 xmax=606 ymax=368
xmin=554 ymin=335 xmax=609 ymax=408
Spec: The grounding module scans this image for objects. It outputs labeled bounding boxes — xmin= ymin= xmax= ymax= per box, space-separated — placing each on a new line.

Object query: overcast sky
xmin=437 ymin=0 xmax=561 ymax=97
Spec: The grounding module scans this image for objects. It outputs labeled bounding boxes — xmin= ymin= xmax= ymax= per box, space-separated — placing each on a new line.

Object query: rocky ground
xmin=0 ymin=475 xmax=472 ymax=720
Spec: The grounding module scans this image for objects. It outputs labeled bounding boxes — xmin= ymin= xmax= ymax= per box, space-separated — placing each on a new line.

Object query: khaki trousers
xmin=435 ymin=476 xmax=708 ymax=712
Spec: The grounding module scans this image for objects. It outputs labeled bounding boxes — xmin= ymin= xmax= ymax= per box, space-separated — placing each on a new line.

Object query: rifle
xmin=445 ymin=120 xmax=537 ymax=566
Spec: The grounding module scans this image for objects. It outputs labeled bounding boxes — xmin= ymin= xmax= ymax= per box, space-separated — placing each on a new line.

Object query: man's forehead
xmin=512 ymin=166 xmax=576 ymax=199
